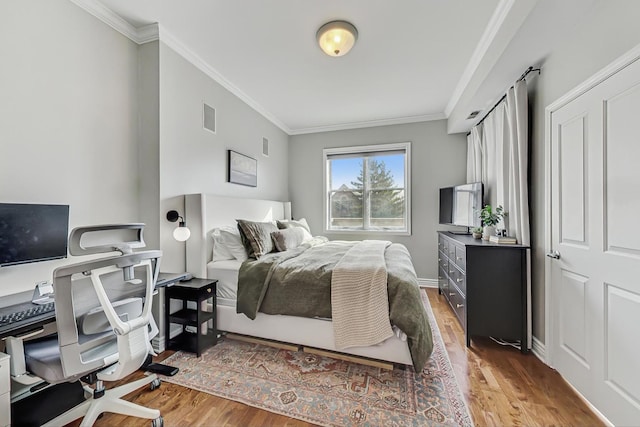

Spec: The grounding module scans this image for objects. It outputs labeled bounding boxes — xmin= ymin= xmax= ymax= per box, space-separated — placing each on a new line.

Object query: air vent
xmin=466 ymin=110 xmax=481 ymax=120
xmin=262 ymin=137 xmax=269 ymax=157
xmin=203 ymin=103 xmax=216 ymax=134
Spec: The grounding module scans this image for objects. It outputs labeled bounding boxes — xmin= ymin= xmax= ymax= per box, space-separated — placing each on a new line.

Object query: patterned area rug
xmin=161 ymin=291 xmax=473 ymax=426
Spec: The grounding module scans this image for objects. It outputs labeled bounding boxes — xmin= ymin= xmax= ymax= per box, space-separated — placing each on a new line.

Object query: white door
xmin=549 ymin=57 xmax=640 ymax=425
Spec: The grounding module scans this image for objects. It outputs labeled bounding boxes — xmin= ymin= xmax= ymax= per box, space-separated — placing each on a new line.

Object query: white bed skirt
xmin=216 ymin=304 xmax=414 ymax=366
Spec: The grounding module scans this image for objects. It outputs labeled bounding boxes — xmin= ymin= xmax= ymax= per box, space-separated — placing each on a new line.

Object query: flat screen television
xmin=439 ymin=182 xmax=483 ymax=230
xmin=0 ymin=203 xmax=70 ymax=267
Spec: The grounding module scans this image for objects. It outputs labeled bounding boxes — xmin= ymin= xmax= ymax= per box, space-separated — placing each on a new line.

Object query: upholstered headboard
xmin=184 ymin=194 xmax=290 ymax=278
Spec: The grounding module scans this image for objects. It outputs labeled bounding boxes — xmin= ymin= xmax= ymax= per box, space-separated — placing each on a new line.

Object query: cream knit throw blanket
xmin=331 ymin=240 xmax=394 ymax=350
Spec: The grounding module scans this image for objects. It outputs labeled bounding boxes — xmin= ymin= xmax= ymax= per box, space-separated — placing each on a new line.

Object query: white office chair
xmin=22 ymin=224 xmax=164 ymax=427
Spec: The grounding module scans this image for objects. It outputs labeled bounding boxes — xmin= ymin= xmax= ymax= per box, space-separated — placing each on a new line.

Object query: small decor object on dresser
xmin=471 ymin=227 xmax=483 ymax=239
xmin=479 ymin=204 xmax=507 ymax=240
xmin=489 ymin=235 xmax=517 ymax=244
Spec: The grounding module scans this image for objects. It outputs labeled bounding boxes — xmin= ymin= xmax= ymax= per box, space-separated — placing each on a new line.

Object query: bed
xmin=184 ymin=193 xmax=432 ymax=369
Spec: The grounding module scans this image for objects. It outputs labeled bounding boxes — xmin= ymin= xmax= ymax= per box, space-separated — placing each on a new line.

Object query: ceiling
xmin=74 ymin=0 xmax=595 ymax=135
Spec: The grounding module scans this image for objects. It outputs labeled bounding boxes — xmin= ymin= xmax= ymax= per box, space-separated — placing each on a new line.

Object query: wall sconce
xmin=166 ymin=210 xmax=191 ymax=242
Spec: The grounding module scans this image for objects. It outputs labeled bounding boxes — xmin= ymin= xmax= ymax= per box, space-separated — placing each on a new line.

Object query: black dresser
xmin=437 ymin=231 xmax=529 ymax=353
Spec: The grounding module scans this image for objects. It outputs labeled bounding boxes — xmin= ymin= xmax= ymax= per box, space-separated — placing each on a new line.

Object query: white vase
xmin=482 ymin=225 xmax=495 ymax=240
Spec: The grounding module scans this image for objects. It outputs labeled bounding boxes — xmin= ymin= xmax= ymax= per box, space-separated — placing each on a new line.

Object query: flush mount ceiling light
xmin=316 ymin=20 xmax=358 ymax=57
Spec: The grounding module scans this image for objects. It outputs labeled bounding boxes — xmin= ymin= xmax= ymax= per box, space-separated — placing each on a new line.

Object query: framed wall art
xmin=227 ymin=150 xmax=257 ymax=187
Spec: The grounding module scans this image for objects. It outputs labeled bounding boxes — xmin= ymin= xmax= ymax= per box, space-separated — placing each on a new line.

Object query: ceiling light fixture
xmin=316 ymin=20 xmax=358 ymax=57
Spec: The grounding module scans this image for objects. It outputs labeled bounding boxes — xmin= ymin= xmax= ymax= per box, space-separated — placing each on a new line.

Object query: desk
xmin=0 ymin=274 xmax=182 ymax=424
xmin=0 ymin=273 xmax=186 ymax=342
xmin=0 ymin=291 xmax=58 ymax=427
xmin=0 ymin=352 xmax=9 ymax=427
xmin=0 ymin=291 xmax=56 ymax=342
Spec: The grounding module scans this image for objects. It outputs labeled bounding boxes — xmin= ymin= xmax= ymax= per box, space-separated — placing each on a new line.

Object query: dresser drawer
xmin=438 ymin=266 xmax=449 ymax=296
xmin=438 ymin=250 xmax=448 ymax=272
xmin=438 ymin=236 xmax=449 ymax=254
xmin=448 ymin=282 xmax=466 ymax=327
xmin=454 ymin=245 xmax=466 ymax=270
xmin=450 ymin=266 xmax=466 ymax=295
xmin=448 ymin=243 xmax=456 ymax=260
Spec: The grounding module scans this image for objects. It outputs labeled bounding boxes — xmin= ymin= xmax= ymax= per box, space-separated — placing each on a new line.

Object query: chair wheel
xmin=152 ymin=415 xmax=164 ymax=427
xmin=150 ymin=378 xmax=161 ymax=390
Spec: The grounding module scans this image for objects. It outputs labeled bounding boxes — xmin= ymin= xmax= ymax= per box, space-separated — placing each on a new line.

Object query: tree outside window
xmin=324 ymin=143 xmax=410 ymax=234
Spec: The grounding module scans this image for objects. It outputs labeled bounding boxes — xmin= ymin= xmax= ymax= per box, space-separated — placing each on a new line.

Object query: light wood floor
xmin=71 ymin=288 xmax=602 ymax=427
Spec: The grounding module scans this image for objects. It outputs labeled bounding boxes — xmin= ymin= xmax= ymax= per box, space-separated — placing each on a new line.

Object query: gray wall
xmin=0 ymin=2 xmax=291 ymax=296
xmin=157 ymin=42 xmax=290 ymax=273
xmin=529 ymin=0 xmax=640 ymax=342
xmin=289 ymin=121 xmax=467 ymax=279
xmin=0 ymin=0 xmax=140 ymax=296
xmin=137 ymin=41 xmax=161 ymax=251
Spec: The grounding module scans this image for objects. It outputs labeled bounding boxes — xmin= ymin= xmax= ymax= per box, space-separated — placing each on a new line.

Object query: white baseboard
xmin=532 ymin=336 xmax=546 ymax=364
xmin=418 ymin=278 xmax=438 ymax=288
xmin=560 ymin=375 xmax=614 ymax=427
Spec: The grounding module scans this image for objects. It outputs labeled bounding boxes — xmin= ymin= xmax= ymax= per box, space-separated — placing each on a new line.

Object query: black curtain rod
xmin=466 ymin=66 xmax=541 ymax=135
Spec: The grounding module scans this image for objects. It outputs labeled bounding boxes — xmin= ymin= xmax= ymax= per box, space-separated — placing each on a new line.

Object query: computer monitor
xmin=0 ymin=203 xmax=69 ymax=267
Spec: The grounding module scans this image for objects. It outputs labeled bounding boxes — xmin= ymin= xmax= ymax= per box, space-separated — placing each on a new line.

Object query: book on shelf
xmin=489 ymin=235 xmax=517 ymax=244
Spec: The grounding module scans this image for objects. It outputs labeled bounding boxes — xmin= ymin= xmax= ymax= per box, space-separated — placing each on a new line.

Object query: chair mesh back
xmin=53 ymin=251 xmax=160 ymax=380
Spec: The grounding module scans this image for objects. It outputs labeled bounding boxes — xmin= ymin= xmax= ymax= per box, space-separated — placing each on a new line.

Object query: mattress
xmin=208 ymin=258 xmax=407 ymax=342
xmin=207 ymin=259 xmax=242 ymax=307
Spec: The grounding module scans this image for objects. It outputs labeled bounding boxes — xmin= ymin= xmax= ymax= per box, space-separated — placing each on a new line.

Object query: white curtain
xmin=466 ymin=125 xmax=483 ymax=183
xmin=466 ymin=79 xmax=531 ymax=348
xmin=505 ymin=81 xmax=530 ymax=245
xmin=465 ymin=80 xmax=529 ymax=244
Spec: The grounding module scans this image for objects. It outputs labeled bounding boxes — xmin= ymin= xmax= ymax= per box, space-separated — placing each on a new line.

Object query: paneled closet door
xmin=550 ymin=58 xmax=640 ymax=425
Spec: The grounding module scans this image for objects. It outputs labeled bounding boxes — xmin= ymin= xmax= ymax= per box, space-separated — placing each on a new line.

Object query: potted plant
xmin=471 ymin=227 xmax=483 ymax=239
xmin=479 ymin=204 xmax=507 ymax=240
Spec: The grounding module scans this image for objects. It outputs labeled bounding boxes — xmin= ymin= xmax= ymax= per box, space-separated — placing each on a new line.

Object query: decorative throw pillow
xmin=212 ymin=226 xmax=248 ymax=262
xmin=271 ymin=227 xmax=312 ymax=252
xmin=236 ymin=219 xmax=279 ymax=259
xmin=276 ymin=218 xmax=311 ymax=234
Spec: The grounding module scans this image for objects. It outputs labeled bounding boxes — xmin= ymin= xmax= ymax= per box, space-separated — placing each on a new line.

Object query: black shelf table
xmin=165 ymin=278 xmax=217 ymax=357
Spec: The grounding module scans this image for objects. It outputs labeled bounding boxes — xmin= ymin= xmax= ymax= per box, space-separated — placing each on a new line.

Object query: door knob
xmin=546 ymin=250 xmax=561 ymax=259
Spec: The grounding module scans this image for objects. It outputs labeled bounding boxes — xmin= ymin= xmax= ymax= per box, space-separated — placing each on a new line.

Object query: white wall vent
xmin=466 ymin=110 xmax=481 ymax=120
xmin=262 ymin=137 xmax=269 ymax=157
xmin=203 ymin=103 xmax=216 ymax=134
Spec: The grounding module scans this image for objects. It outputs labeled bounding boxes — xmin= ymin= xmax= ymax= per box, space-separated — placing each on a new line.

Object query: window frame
xmin=323 ymin=142 xmax=411 ymax=236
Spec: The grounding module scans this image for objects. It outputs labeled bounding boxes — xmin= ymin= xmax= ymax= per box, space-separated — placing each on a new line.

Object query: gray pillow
xmin=276 ymin=218 xmax=311 ymax=234
xmin=271 ymin=227 xmax=312 ymax=252
xmin=236 ymin=219 xmax=279 ymax=259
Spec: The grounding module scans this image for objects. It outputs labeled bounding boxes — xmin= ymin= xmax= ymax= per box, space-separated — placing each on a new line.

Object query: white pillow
xmin=211 ymin=228 xmax=233 ymax=261
xmin=211 ymin=226 xmax=248 ymax=262
xmin=277 ymin=218 xmax=311 ymax=234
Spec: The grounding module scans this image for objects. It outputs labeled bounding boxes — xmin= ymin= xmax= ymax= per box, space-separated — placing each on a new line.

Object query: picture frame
xmin=227 ymin=150 xmax=257 ymax=187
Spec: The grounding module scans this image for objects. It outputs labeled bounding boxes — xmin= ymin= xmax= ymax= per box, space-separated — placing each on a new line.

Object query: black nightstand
xmin=165 ymin=278 xmax=217 ymax=357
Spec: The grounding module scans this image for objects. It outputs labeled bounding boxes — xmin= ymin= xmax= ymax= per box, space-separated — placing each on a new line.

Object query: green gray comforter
xmin=236 ymin=238 xmax=433 ymax=370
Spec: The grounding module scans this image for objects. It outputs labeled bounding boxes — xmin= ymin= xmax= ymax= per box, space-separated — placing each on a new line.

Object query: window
xmin=323 ymin=142 xmax=411 ymax=234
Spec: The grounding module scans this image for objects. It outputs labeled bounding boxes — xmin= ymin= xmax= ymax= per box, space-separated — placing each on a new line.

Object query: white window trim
xmin=323 ymin=142 xmax=411 ymax=236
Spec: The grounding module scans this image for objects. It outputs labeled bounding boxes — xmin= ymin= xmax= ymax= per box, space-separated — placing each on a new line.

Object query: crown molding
xmin=137 ymin=23 xmax=160 ymax=44
xmin=67 ymin=0 xmax=445 ymax=136
xmin=289 ymin=113 xmax=446 ymax=135
xmin=158 ymin=29 xmax=292 ymax=134
xmin=444 ymin=0 xmax=515 ymax=118
xmin=67 ymin=0 xmax=289 ymax=133
xmin=68 ymin=0 xmax=140 ymax=42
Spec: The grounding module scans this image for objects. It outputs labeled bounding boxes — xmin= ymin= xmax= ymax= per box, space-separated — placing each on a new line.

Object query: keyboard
xmin=0 ymin=302 xmax=55 ymax=327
